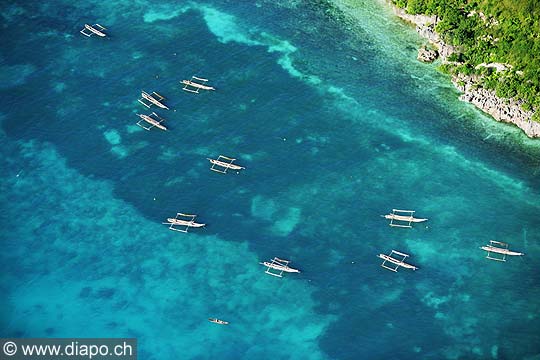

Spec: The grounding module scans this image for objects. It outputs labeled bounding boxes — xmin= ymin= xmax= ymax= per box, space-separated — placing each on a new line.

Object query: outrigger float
xmin=136 ymin=112 xmax=167 ymax=131
xmin=207 ymin=155 xmax=245 ymax=174
xmin=208 ymin=318 xmax=229 ymax=325
xmin=80 ymin=23 xmax=107 ymax=37
xmin=378 ymin=250 xmax=418 ymax=272
xmin=481 ymin=240 xmax=524 ymax=262
xmin=382 ymin=209 xmax=428 ymax=228
xmin=260 ymin=257 xmax=300 ymax=278
xmin=181 ymin=76 xmax=215 ymax=94
xmin=138 ymin=91 xmax=169 ymax=110
xmin=163 ymin=213 xmax=205 ymax=233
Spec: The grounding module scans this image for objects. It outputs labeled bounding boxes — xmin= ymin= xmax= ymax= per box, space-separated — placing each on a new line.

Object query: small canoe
xmin=208 ymin=318 xmax=229 ymax=325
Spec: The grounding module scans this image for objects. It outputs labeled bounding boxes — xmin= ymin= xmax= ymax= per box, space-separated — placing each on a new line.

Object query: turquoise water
xmin=1 ymin=1 xmax=539 ymax=359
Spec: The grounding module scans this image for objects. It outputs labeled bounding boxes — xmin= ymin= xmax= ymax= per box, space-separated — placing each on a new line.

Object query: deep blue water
xmin=1 ymin=1 xmax=539 ymax=359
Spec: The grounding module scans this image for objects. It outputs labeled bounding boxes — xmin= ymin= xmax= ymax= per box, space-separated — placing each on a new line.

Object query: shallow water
xmin=1 ymin=1 xmax=539 ymax=359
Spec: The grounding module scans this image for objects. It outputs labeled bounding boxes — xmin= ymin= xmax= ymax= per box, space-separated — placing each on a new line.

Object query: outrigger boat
xmin=136 ymin=112 xmax=167 ymax=131
xmin=481 ymin=240 xmax=524 ymax=262
xmin=207 ymin=155 xmax=245 ymax=174
xmin=181 ymin=76 xmax=215 ymax=94
xmin=260 ymin=257 xmax=300 ymax=278
xmin=138 ymin=91 xmax=169 ymax=110
xmin=382 ymin=209 xmax=428 ymax=228
xmin=378 ymin=250 xmax=418 ymax=272
xmin=80 ymin=23 xmax=107 ymax=37
xmin=208 ymin=318 xmax=229 ymax=325
xmin=163 ymin=213 xmax=205 ymax=233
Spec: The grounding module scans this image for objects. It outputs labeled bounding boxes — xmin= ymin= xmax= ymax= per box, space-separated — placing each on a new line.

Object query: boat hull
xmin=182 ymin=80 xmax=215 ymax=91
xmin=139 ymin=115 xmax=167 ymax=131
xmin=142 ymin=93 xmax=169 ymax=110
xmin=85 ymin=24 xmax=106 ymax=37
xmin=384 ymin=215 xmax=427 ymax=223
xmin=262 ymin=262 xmax=300 ymax=273
xmin=209 ymin=159 xmax=244 ymax=170
xmin=481 ymin=246 xmax=524 ymax=256
xmin=378 ymin=254 xmax=418 ymax=270
xmin=167 ymin=219 xmax=205 ymax=228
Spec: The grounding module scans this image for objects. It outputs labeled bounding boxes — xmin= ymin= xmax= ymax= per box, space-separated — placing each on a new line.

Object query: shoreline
xmin=388 ymin=2 xmax=540 ymax=139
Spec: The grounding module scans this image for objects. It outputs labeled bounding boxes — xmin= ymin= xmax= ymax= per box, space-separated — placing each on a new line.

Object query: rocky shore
xmin=390 ymin=3 xmax=540 ymax=138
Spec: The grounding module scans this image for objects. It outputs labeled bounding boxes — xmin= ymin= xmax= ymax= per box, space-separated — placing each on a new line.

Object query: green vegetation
xmin=392 ymin=0 xmax=540 ymax=121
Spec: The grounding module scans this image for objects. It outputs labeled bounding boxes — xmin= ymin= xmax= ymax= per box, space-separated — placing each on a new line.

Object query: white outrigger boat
xmin=136 ymin=112 xmax=167 ymax=131
xmin=207 ymin=155 xmax=245 ymax=174
xmin=378 ymin=250 xmax=418 ymax=272
xmin=163 ymin=213 xmax=205 ymax=233
xmin=80 ymin=23 xmax=107 ymax=37
xmin=138 ymin=91 xmax=169 ymax=110
xmin=260 ymin=257 xmax=300 ymax=278
xmin=208 ymin=318 xmax=229 ymax=325
xmin=383 ymin=209 xmax=428 ymax=228
xmin=181 ymin=76 xmax=215 ymax=94
xmin=481 ymin=240 xmax=524 ymax=262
